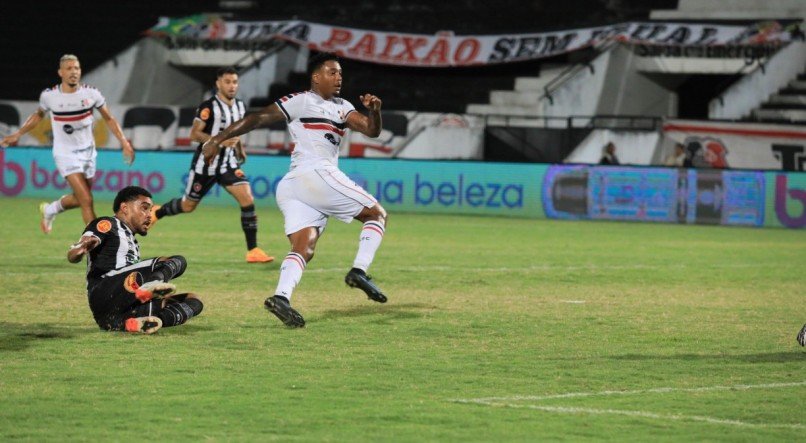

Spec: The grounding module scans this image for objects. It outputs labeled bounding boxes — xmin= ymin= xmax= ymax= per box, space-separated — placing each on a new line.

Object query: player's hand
xmin=0 ymin=133 xmax=21 ymax=148
xmin=69 ymin=236 xmax=100 ymax=254
xmin=221 ymin=136 xmax=241 ymax=148
xmin=202 ymin=139 xmax=221 ymax=165
xmin=360 ymin=94 xmax=382 ymax=112
xmin=233 ymin=140 xmax=247 ymax=165
xmin=121 ymin=140 xmax=135 ymax=165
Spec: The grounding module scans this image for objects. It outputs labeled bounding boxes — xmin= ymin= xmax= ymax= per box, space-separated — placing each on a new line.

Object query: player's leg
xmin=343 ymin=203 xmax=389 ymax=302
xmin=129 ymin=293 xmax=203 ymax=330
xmin=798 ymin=323 xmax=806 ymax=346
xmin=40 ymin=173 xmax=94 ymax=233
xmin=306 ymin=168 xmax=388 ymax=303
xmin=264 ymin=176 xmax=327 ymax=327
xmin=223 ymin=171 xmax=273 ymax=263
xmin=152 ymin=170 xmax=210 ymax=225
xmin=88 ymin=259 xmax=162 ymax=332
xmin=61 ymin=173 xmax=96 ymax=224
xmin=265 ymin=227 xmax=320 ymax=328
xmin=128 ymin=255 xmax=188 ymax=302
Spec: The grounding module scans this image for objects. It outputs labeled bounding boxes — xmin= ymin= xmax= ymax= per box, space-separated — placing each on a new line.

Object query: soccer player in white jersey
xmin=202 ymin=52 xmax=387 ymax=327
xmin=0 ymin=54 xmax=134 ymax=233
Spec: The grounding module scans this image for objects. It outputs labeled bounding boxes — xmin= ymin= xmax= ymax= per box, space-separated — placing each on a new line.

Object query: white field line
xmin=481 ymin=403 xmax=806 ymax=430
xmin=1 ymin=261 xmax=785 ymax=276
xmin=452 ymin=381 xmax=806 ymax=430
xmin=455 ymin=381 xmax=806 ymax=403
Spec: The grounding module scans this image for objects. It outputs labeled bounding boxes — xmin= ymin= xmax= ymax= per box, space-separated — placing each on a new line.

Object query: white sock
xmin=44 ymin=197 xmax=65 ymax=218
xmin=352 ymin=220 xmax=385 ymax=272
xmin=274 ymin=252 xmax=306 ymax=302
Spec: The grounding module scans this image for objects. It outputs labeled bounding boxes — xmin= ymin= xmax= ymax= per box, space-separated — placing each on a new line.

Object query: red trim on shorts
xmin=322 ymin=170 xmax=375 ymax=203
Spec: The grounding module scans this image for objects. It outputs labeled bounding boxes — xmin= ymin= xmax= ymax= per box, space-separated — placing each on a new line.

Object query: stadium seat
xmin=172 ymin=107 xmax=197 ymax=149
xmin=122 ymin=106 xmax=177 ymax=150
xmin=0 ymin=103 xmax=20 ymax=136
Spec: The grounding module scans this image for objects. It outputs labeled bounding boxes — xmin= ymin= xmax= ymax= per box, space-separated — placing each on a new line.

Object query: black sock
xmin=151 ymin=255 xmax=187 ymax=282
xmin=241 ymin=204 xmax=258 ymax=250
xmin=156 ymin=198 xmax=185 ymax=218
xmin=159 ymin=298 xmax=203 ymax=327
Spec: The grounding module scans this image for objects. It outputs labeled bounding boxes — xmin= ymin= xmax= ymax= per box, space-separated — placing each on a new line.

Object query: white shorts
xmin=54 ymin=151 xmax=97 ymax=179
xmin=276 ymin=168 xmax=378 ymax=235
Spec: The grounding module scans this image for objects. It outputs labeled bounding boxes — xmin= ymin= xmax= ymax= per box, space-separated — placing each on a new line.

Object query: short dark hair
xmin=217 ymin=67 xmax=238 ymax=78
xmin=113 ymin=186 xmax=152 ymax=212
xmin=307 ymin=52 xmax=339 ymax=77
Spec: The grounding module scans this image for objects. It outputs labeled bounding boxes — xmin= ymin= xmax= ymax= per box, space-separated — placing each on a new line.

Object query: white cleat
xmin=134 ymin=281 xmax=176 ymax=303
xmin=39 ymin=202 xmax=56 ymax=234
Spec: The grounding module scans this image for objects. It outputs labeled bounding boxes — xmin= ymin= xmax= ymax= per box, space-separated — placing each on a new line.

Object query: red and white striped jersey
xmin=38 ymin=84 xmax=106 ymax=155
xmin=275 ymin=91 xmax=355 ymax=175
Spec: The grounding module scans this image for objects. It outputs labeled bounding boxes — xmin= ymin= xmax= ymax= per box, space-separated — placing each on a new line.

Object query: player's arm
xmin=0 ymin=109 xmax=45 ymax=147
xmin=345 ymin=94 xmax=382 ymax=138
xmin=67 ymin=235 xmax=101 ymax=263
xmin=98 ymin=105 xmax=135 ymax=165
xmin=203 ymin=103 xmax=286 ymax=164
xmin=190 ymin=118 xmax=240 ymax=150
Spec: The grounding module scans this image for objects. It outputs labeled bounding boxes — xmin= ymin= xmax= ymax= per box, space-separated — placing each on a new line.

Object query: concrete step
xmin=490 ymin=90 xmax=544 ymax=106
xmin=466 ymin=103 xmax=541 ymax=116
xmin=769 ymin=94 xmax=806 ymax=105
xmin=761 ymin=102 xmax=806 ymax=110
xmin=514 ymin=77 xmax=549 ymax=92
xmin=752 ymin=108 xmax=806 ymax=123
xmin=788 ymin=79 xmax=806 ymax=90
xmin=513 ymin=66 xmax=568 ymax=92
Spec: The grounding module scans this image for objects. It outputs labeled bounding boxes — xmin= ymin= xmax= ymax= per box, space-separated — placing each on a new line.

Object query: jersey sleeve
xmin=92 ymin=88 xmax=106 ymax=109
xmin=340 ymin=100 xmax=356 ymax=123
xmin=275 ymin=93 xmax=306 ymax=122
xmin=82 ymin=217 xmax=114 ymax=242
xmin=195 ymin=102 xmax=213 ymax=125
xmin=38 ymin=90 xmax=50 ymax=113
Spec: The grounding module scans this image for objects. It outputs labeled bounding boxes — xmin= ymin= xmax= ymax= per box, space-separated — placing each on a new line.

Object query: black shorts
xmin=185 ymin=169 xmax=249 ymax=201
xmin=87 ymin=258 xmax=185 ymax=331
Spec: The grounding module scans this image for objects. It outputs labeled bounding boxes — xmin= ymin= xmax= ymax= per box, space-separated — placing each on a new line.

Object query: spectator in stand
xmin=664 ymin=143 xmax=686 ymax=167
xmin=599 ymin=142 xmax=620 ymax=165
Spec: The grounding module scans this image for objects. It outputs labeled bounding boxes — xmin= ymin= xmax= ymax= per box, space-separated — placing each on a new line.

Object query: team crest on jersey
xmin=97 ymin=220 xmax=112 ymax=233
xmin=123 ymin=272 xmax=143 ymax=293
xmin=234 ymin=169 xmax=244 ymax=178
xmin=200 ymin=108 xmax=210 ymax=120
xmin=193 ymin=183 xmax=202 ymax=192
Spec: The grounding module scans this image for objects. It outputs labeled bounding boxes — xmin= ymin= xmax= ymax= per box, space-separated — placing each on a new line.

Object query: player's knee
xmin=184 ymin=294 xmax=203 ymax=316
xmin=367 ymin=205 xmax=387 ymax=226
xmin=167 ymin=255 xmax=187 ymax=278
xmin=181 ymin=200 xmax=197 ymax=213
xmin=78 ymin=193 xmax=94 ymax=207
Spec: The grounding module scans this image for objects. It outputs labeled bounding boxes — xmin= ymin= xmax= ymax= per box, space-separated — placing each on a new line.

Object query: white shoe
xmin=39 ymin=202 xmax=56 ymax=234
xmin=134 ymin=281 xmax=176 ymax=303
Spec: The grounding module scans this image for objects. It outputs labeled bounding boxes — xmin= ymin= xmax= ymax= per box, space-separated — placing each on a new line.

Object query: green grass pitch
xmin=0 ymin=197 xmax=804 ymax=440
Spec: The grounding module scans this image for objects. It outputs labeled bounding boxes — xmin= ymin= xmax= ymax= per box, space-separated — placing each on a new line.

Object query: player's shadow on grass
xmin=315 ymin=302 xmax=438 ymax=324
xmin=610 ymin=352 xmax=806 ymax=363
xmin=0 ymin=322 xmax=90 ymax=352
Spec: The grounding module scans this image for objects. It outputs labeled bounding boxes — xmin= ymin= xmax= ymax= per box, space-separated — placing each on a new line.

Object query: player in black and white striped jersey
xmin=151 ymin=67 xmax=274 ymax=264
xmin=68 ymin=186 xmax=203 ymax=334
